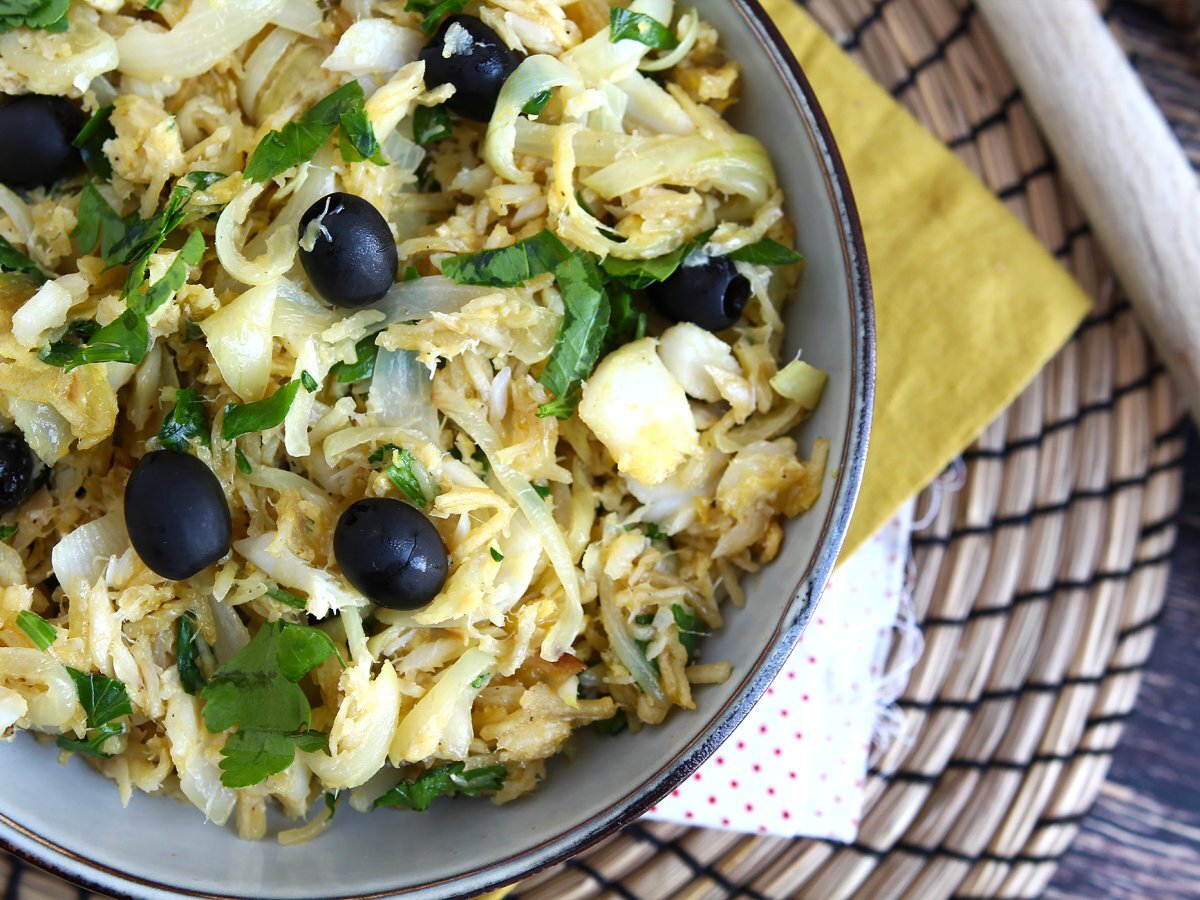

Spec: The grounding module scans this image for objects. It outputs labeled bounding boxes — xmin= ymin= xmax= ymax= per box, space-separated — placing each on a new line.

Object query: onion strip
xmin=433 ymin=385 xmax=582 ymax=661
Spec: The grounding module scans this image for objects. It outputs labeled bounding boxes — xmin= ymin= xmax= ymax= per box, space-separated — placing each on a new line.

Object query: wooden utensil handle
xmin=977 ymin=0 xmax=1200 ymax=424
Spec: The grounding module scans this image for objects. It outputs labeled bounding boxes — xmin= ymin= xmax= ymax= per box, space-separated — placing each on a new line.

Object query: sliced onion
xmin=51 ymin=512 xmax=129 ymax=606
xmin=616 ymin=72 xmax=694 ymax=135
xmin=639 ymin=9 xmax=700 ymax=72
xmin=273 ymin=278 xmax=340 ymax=356
xmin=215 ymin=181 xmax=297 ymax=286
xmin=389 ymin=646 xmax=495 ymax=764
xmin=239 ymin=26 xmax=296 ymax=118
xmin=270 ymin=0 xmax=322 ymax=37
xmin=0 ymin=186 xmax=34 ymax=241
xmin=561 ymin=0 xmax=672 ymax=84
xmin=369 ymin=349 xmax=438 ymax=443
xmin=484 ymin=54 xmax=582 ymax=184
xmin=234 ymin=533 xmax=364 ymax=618
xmin=0 ymin=14 xmax=118 ymax=96
xmin=9 ymin=400 xmax=72 ymax=467
xmin=599 ymin=574 xmax=665 ymax=702
xmin=116 ymin=0 xmax=285 ymax=81
xmin=200 ymin=280 xmax=277 ymax=401
xmin=434 ymin=385 xmax=582 ymax=661
xmin=369 ymin=276 xmax=496 ymax=326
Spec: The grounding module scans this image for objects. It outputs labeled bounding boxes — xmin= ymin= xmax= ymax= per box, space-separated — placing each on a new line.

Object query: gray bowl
xmin=0 ymin=2 xmax=873 ymax=896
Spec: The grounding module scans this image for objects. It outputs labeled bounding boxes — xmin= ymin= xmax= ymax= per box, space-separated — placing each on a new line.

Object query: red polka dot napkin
xmin=646 ymin=502 xmax=916 ymax=840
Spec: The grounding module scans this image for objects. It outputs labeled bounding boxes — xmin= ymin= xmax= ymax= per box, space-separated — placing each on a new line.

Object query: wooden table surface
xmin=1047 ymin=426 xmax=1200 ymax=898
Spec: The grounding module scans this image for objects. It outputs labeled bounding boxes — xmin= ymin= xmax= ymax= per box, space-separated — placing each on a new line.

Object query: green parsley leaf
xmin=145 ymin=0 xmax=165 ymax=8
xmin=441 ymin=229 xmax=571 ymax=288
xmin=291 ymin=729 xmax=330 ymax=753
xmin=601 ymin=228 xmax=714 ymax=290
xmin=235 ymin=447 xmax=252 ymax=473
xmin=470 ymin=672 xmax=490 ymax=689
xmin=593 ymin=710 xmax=628 ymax=736
xmin=403 ymin=265 xmax=420 ymax=282
xmin=671 ymin=603 xmax=705 ymax=665
xmin=16 ymin=610 xmax=56 ymax=651
xmin=489 ymin=547 xmax=504 ymax=563
xmin=64 ymin=666 xmax=133 ymax=729
xmin=374 ymin=762 xmax=507 ymax=811
xmin=537 ymin=252 xmax=611 ymax=419
xmin=532 ymin=483 xmax=551 ymax=499
xmin=726 ymin=238 xmax=804 ymax=266
xmin=331 ymin=333 xmax=379 ymax=383
xmin=129 ymin=229 xmax=205 ymax=317
xmin=405 ymin=0 xmax=468 ymax=34
xmin=57 ymin=722 xmax=125 ymax=758
xmin=300 ymin=370 xmax=319 ymax=393
xmin=266 ymin=585 xmax=307 ymax=610
xmin=609 ymin=8 xmax=679 ymax=50
xmin=0 ymin=524 xmax=16 ymax=541
xmin=644 ymin=523 xmax=669 ymax=542
xmin=370 ymin=444 xmax=433 ymax=508
xmin=200 ymin=620 xmax=338 ymax=787
xmin=183 ymin=319 xmax=205 ymax=342
xmin=72 ymin=181 xmax=127 ymax=258
xmin=176 ymin=610 xmax=210 ymax=695
xmin=522 ymin=90 xmax=552 ymax=117
xmin=0 ymin=0 xmax=70 ymax=34
xmin=221 ymin=379 xmax=304 ymax=441
xmin=604 ymin=283 xmax=645 ymax=348
xmin=325 ymin=791 xmax=339 ymax=819
xmin=72 ymin=106 xmax=115 ymax=181
xmin=244 ymin=82 xmax=384 ymax=183
xmin=158 ymin=387 xmax=210 ymax=453
xmin=413 ymin=104 xmax=453 ymax=146
xmin=0 ymin=235 xmax=46 ymax=281
xmin=40 ymin=307 xmax=148 ymax=371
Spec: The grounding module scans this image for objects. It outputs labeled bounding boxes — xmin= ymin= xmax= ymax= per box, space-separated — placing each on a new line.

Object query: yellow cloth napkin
xmin=757 ymin=0 xmax=1092 ymax=555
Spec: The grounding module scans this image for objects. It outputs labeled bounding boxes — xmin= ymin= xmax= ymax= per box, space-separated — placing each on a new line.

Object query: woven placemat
xmin=2 ymin=1 xmax=1195 ymax=898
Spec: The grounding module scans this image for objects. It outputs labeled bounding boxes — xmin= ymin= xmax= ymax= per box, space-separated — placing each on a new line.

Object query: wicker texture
xmin=2 ymin=1 xmax=1195 ymax=898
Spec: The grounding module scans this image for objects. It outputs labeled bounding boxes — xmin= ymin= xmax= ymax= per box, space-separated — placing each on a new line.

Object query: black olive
xmin=0 ymin=95 xmax=85 ymax=189
xmin=124 ymin=451 xmax=232 ymax=581
xmin=647 ymin=257 xmax=751 ymax=332
xmin=333 ymin=498 xmax=448 ymax=610
xmin=0 ymin=432 xmax=37 ymax=513
xmin=298 ymin=192 xmax=398 ymax=308
xmin=419 ymin=16 xmax=520 ymax=122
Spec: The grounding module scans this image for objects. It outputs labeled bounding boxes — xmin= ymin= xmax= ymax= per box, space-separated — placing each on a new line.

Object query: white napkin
xmin=645 ymin=500 xmax=917 ymax=841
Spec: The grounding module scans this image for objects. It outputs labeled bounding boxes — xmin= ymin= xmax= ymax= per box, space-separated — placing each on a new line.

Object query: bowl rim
xmin=0 ymin=2 xmax=875 ymax=897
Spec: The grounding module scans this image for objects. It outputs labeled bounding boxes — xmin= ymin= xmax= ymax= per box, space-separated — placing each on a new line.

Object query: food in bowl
xmin=0 ymin=0 xmax=829 ymax=842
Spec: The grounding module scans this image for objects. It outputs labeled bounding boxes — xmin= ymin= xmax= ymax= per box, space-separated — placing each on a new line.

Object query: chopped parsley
xmin=609 ymin=8 xmax=679 ymax=50
xmin=522 ymin=90 xmax=552 ymax=117
xmin=532 ymin=483 xmax=552 ymax=499
xmin=601 ymin=229 xmax=714 ymax=290
xmin=441 ymin=229 xmax=571 ymax=288
xmin=235 ymin=447 xmax=253 ymax=474
xmin=412 ymin=105 xmax=453 ymax=146
xmin=243 ymin=82 xmax=384 ymax=183
xmin=726 ymin=238 xmax=804 ymax=266
xmin=0 ymin=525 xmax=16 ymax=541
xmin=331 ymin=334 xmax=380 ymax=383
xmin=175 ymin=610 xmax=210 ymax=695
xmin=405 ymin=0 xmax=468 ymax=34
xmin=221 ymin=372 xmax=315 ymax=441
xmin=72 ymin=106 xmax=115 ymax=181
xmin=200 ymin=620 xmax=339 ymax=788
xmin=41 ymin=230 xmax=205 ymax=371
xmin=266 ymin=585 xmax=308 ymax=610
xmin=374 ymin=762 xmax=507 ymax=811
xmin=671 ymin=604 xmax=705 ymax=664
xmin=370 ymin=444 xmax=435 ymax=508
xmin=16 ymin=610 xmax=56 ymax=651
xmin=157 ymin=386 xmax=210 ymax=453
xmin=0 ymin=235 xmax=46 ymax=281
xmin=536 ymin=252 xmax=610 ymax=420
xmin=489 ymin=547 xmax=504 ymax=563
xmin=470 ymin=672 xmax=490 ymax=689
xmin=594 ymin=710 xmax=628 ymax=736
xmin=58 ymin=667 xmax=133 ymax=758
xmin=300 ymin=370 xmax=319 ymax=393
xmin=0 ymin=0 xmax=70 ymax=34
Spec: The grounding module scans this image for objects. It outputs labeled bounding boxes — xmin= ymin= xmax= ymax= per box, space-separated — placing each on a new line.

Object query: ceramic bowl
xmin=0 ymin=2 xmax=873 ymax=896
